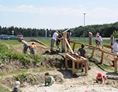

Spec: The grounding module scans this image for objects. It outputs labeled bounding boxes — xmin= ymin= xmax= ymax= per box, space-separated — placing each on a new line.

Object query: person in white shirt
xmin=112 ymin=39 xmax=118 ymax=54
xmin=50 ymin=30 xmax=62 ymax=53
xmin=111 ymin=39 xmax=118 ymax=66
xmin=12 ymin=78 xmax=20 ymax=92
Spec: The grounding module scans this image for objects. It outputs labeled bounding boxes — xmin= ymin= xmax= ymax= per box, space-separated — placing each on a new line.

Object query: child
xmin=78 ymin=44 xmax=90 ymax=72
xmin=44 ymin=72 xmax=55 ymax=86
xmin=30 ymin=42 xmax=37 ymax=54
xmin=12 ymin=78 xmax=20 ymax=92
xmin=96 ymin=72 xmax=107 ymax=84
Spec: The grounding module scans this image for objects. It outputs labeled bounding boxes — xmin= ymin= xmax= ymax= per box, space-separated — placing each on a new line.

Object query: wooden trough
xmin=65 ymin=53 xmax=88 ymax=74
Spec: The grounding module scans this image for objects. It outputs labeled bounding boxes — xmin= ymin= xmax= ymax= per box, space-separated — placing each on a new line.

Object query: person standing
xmin=110 ymin=34 xmax=114 ymax=52
xmin=111 ymin=39 xmax=118 ymax=66
xmin=56 ymin=31 xmax=62 ymax=51
xmin=19 ymin=39 xmax=29 ymax=54
xmin=110 ymin=34 xmax=114 ymax=46
xmin=50 ymin=30 xmax=62 ymax=53
xmin=30 ymin=42 xmax=37 ymax=54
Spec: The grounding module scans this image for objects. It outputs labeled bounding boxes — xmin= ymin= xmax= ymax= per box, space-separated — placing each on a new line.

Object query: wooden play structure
xmin=70 ymin=41 xmax=118 ymax=72
xmin=61 ymin=30 xmax=118 ymax=73
xmin=62 ymin=29 xmax=88 ymax=74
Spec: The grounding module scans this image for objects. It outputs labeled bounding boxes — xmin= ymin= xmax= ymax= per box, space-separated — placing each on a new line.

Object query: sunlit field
xmin=0 ymin=37 xmax=110 ymax=49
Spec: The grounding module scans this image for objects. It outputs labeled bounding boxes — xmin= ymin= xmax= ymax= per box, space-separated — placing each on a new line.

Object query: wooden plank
xmin=65 ymin=55 xmax=68 ymax=69
xmin=101 ymin=52 xmax=104 ymax=64
xmin=72 ymin=43 xmax=76 ymax=51
xmin=65 ymin=38 xmax=74 ymax=54
xmin=114 ymin=58 xmax=117 ymax=72
xmin=85 ymin=60 xmax=88 ymax=73
xmin=66 ymin=54 xmax=76 ymax=61
xmin=72 ymin=60 xmax=75 ymax=74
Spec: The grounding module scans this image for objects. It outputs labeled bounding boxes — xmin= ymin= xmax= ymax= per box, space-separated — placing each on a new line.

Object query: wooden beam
xmin=85 ymin=60 xmax=88 ymax=73
xmin=65 ymin=38 xmax=74 ymax=54
xmin=62 ymin=29 xmax=70 ymax=52
xmin=65 ymin=55 xmax=68 ymax=69
xmin=101 ymin=52 xmax=104 ymax=64
xmin=114 ymin=58 xmax=118 ymax=72
xmin=72 ymin=43 xmax=76 ymax=51
xmin=72 ymin=60 xmax=75 ymax=74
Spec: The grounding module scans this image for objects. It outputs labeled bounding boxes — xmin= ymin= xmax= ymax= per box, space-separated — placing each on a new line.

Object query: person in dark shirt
xmin=78 ymin=44 xmax=90 ymax=72
xmin=78 ymin=44 xmax=86 ymax=58
xmin=56 ymin=31 xmax=62 ymax=51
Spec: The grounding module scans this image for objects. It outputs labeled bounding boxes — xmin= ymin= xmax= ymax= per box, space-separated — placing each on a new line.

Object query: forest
xmin=0 ymin=22 xmax=118 ymax=37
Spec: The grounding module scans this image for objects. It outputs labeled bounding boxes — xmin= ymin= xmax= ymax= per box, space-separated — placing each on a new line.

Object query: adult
xmin=112 ymin=39 xmax=118 ymax=66
xmin=30 ymin=42 xmax=37 ymax=54
xmin=44 ymin=72 xmax=55 ymax=86
xmin=95 ymin=33 xmax=102 ymax=47
xmin=56 ymin=31 xmax=62 ymax=51
xmin=110 ymin=34 xmax=114 ymax=46
xmin=18 ymin=39 xmax=29 ymax=54
xmin=50 ymin=30 xmax=62 ymax=53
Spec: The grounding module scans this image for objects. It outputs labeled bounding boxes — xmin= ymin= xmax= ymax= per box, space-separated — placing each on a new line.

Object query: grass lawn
xmin=0 ymin=40 xmax=21 ymax=45
xmin=0 ymin=85 xmax=10 ymax=92
xmin=0 ymin=37 xmax=110 ymax=49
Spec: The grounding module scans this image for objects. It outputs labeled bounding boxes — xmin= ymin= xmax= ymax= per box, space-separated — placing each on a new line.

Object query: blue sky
xmin=0 ymin=0 xmax=118 ymax=29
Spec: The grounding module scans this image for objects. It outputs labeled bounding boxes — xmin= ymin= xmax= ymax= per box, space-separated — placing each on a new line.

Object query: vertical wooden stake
xmin=101 ymin=52 xmax=104 ymax=64
xmin=72 ymin=60 xmax=75 ymax=74
xmin=91 ymin=47 xmax=95 ymax=58
xmin=65 ymin=55 xmax=68 ymax=69
xmin=72 ymin=43 xmax=76 ymax=51
xmin=114 ymin=58 xmax=117 ymax=72
xmin=85 ymin=60 xmax=88 ymax=73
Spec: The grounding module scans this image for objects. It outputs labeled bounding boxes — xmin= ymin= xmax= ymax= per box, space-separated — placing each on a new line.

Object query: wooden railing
xmin=70 ymin=41 xmax=118 ymax=72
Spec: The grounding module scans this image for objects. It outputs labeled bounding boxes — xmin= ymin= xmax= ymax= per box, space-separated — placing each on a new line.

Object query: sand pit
xmin=21 ymin=81 xmax=118 ymax=92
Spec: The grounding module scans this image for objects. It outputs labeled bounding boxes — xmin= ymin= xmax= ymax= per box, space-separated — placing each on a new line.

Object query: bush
xmin=0 ymin=43 xmax=41 ymax=66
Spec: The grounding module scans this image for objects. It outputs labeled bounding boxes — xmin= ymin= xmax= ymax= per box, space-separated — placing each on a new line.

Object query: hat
xmin=97 ymin=72 xmax=102 ymax=78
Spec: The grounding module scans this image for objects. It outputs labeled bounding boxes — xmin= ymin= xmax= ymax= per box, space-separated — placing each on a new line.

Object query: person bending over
xmin=44 ymin=72 xmax=55 ymax=86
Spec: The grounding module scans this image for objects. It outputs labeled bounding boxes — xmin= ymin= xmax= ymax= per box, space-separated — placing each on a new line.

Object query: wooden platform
xmin=65 ymin=53 xmax=88 ymax=74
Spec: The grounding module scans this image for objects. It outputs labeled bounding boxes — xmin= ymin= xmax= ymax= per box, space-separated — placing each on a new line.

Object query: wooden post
xmin=62 ymin=29 xmax=70 ymax=52
xmin=62 ymin=31 xmax=67 ymax=52
xmin=72 ymin=43 xmax=76 ymax=51
xmin=72 ymin=60 xmax=75 ymax=74
xmin=91 ymin=47 xmax=95 ymax=58
xmin=114 ymin=58 xmax=117 ymax=72
xmin=89 ymin=32 xmax=93 ymax=45
xmin=65 ymin=55 xmax=68 ymax=69
xmin=101 ymin=51 xmax=104 ymax=64
xmin=85 ymin=60 xmax=88 ymax=73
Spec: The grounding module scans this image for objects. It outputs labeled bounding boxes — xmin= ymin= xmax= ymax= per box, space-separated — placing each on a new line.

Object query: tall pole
xmin=83 ymin=13 xmax=86 ymax=27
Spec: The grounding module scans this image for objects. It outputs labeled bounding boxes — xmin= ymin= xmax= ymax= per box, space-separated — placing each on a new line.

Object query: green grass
xmin=0 ymin=40 xmax=21 ymax=45
xmin=0 ymin=85 xmax=10 ymax=92
xmin=97 ymin=64 xmax=114 ymax=71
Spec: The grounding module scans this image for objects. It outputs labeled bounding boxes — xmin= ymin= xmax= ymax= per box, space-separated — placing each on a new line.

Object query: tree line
xmin=0 ymin=22 xmax=118 ymax=37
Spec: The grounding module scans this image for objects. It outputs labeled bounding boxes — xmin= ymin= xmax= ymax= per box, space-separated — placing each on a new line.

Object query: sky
xmin=0 ymin=0 xmax=118 ymax=29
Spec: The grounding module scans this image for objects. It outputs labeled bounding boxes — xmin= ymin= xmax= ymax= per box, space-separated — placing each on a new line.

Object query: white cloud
xmin=0 ymin=5 xmax=118 ymax=18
